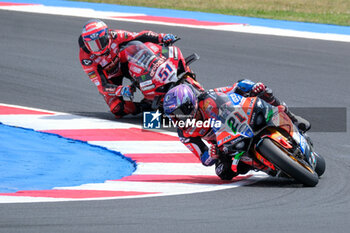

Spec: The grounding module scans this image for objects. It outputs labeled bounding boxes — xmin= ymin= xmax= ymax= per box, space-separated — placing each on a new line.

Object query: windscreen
xmin=123 ymin=41 xmax=156 ymax=70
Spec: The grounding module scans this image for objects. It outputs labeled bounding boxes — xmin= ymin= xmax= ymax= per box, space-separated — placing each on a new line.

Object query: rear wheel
xmin=258 ymin=138 xmax=319 ymax=187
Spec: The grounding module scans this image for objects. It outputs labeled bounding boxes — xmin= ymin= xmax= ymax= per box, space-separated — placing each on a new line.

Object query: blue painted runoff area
xmin=6 ymin=0 xmax=350 ymax=35
xmin=0 ymin=123 xmax=136 ymax=193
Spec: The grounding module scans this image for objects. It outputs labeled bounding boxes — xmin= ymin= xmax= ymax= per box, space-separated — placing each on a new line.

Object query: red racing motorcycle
xmin=120 ymin=39 xmax=203 ymax=110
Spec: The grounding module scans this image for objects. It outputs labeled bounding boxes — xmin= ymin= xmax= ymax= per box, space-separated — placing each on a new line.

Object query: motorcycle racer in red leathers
xmin=163 ymin=80 xmax=311 ymax=180
xmin=79 ymin=19 xmax=177 ymax=118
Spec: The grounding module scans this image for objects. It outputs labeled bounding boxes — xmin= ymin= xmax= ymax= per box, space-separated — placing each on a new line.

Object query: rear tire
xmin=258 ymin=138 xmax=319 ymax=187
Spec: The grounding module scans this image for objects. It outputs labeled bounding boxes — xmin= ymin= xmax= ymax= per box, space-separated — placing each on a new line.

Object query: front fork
xmin=256 ymin=128 xmax=316 ymax=171
xmin=246 ymin=129 xmax=292 ymax=172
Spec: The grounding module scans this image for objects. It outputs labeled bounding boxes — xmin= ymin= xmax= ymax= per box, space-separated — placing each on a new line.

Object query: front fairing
xmin=263 ymin=105 xmax=316 ymax=168
xmin=215 ymin=93 xmax=257 ymax=151
xmin=122 ymin=41 xmax=180 ymax=97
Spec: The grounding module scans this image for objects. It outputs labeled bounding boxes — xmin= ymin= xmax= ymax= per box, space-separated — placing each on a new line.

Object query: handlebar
xmin=164 ymin=37 xmax=181 ymax=46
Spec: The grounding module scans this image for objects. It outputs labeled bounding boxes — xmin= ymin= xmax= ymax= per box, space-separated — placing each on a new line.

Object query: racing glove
xmin=120 ymin=85 xmax=133 ymax=98
xmin=200 ymin=144 xmax=219 ymax=166
xmin=162 ymin=34 xmax=176 ymax=45
xmin=251 ymin=82 xmax=266 ymax=96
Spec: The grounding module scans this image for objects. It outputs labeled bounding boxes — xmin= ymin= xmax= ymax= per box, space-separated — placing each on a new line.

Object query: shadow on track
xmin=247 ymin=176 xmax=326 ymax=188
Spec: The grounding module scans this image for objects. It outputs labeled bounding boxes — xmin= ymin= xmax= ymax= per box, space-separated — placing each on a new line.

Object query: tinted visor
xmin=85 ymin=31 xmax=109 ymax=53
xmin=170 ymin=100 xmax=196 ymax=122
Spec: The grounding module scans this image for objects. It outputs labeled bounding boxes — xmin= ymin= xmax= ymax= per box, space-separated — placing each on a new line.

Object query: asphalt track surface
xmin=1 ymin=10 xmax=350 ymax=233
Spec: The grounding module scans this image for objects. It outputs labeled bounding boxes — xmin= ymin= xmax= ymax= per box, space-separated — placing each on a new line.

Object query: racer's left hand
xmin=162 ymin=34 xmax=176 ymax=45
xmin=121 ymin=85 xmax=133 ymax=98
xmin=200 ymin=143 xmax=219 ymax=166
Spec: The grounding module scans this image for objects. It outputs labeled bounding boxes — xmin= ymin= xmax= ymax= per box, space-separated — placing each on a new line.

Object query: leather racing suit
xmin=177 ymin=79 xmax=285 ymax=180
xmin=79 ymin=30 xmax=171 ymax=118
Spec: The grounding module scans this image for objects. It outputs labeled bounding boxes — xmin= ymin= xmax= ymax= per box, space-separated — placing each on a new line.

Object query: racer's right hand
xmin=251 ymin=82 xmax=266 ymax=96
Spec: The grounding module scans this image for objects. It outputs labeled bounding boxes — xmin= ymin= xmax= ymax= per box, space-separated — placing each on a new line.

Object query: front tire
xmin=314 ymin=153 xmax=326 ymax=177
xmin=258 ymin=138 xmax=319 ymax=187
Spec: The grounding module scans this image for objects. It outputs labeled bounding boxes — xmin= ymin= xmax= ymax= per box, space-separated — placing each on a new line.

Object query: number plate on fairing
xmin=155 ymin=62 xmax=177 ymax=84
xmin=228 ymin=93 xmax=243 ymax=106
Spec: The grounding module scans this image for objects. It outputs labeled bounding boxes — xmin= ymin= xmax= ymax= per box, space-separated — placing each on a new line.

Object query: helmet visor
xmin=84 ymin=29 xmax=109 ymax=53
xmin=170 ymin=100 xmax=196 ymax=122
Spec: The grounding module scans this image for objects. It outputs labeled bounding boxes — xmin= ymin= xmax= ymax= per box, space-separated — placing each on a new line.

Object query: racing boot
xmin=236 ymin=161 xmax=253 ymax=175
xmin=215 ymin=158 xmax=237 ymax=180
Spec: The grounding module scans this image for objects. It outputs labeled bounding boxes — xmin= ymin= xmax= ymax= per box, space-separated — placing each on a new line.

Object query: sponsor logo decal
xmin=82 ymin=59 xmax=93 ymax=66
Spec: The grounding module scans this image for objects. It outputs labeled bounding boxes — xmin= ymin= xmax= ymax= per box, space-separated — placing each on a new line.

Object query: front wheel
xmin=258 ymin=138 xmax=319 ymax=187
xmin=314 ymin=152 xmax=326 ymax=177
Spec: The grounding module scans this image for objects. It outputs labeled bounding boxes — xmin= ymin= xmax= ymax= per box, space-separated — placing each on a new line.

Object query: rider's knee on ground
xmin=215 ymin=160 xmax=237 ymax=180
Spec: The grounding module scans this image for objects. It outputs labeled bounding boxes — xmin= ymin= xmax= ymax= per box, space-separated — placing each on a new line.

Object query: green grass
xmin=72 ymin=0 xmax=350 ymax=26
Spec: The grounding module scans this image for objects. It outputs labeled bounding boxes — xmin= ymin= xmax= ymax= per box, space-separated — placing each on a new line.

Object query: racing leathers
xmin=177 ymin=79 xmax=294 ymax=180
xmin=79 ymin=30 xmax=172 ymax=118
